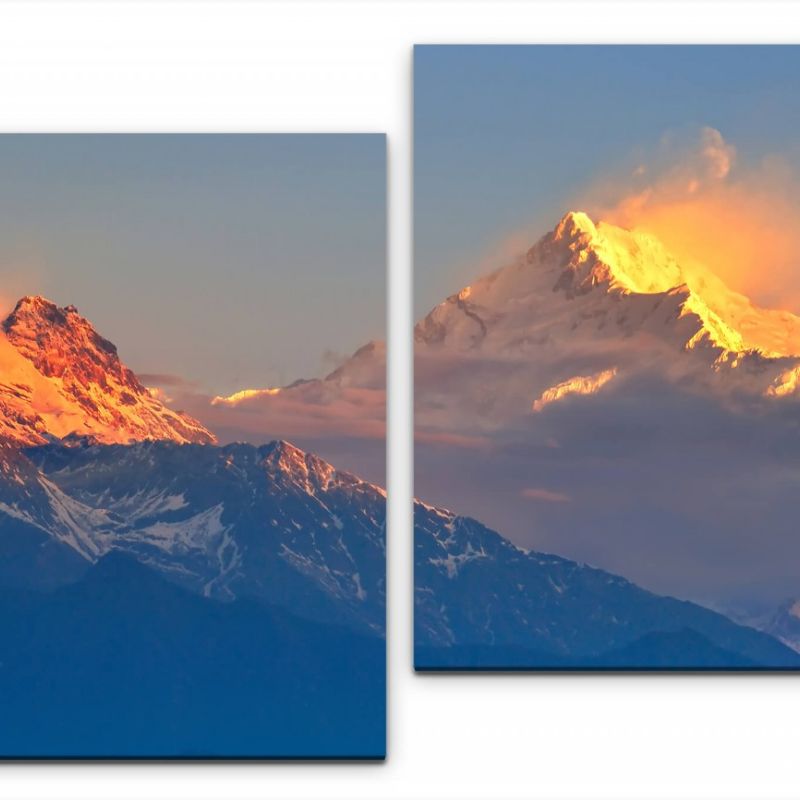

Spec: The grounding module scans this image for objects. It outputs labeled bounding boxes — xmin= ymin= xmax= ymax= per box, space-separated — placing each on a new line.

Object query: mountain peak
xmin=552 ymin=210 xmax=597 ymax=243
xmin=0 ymin=295 xmax=215 ymax=446
xmin=529 ymin=212 xmax=800 ymax=357
xmin=257 ymin=438 xmax=387 ymax=501
xmin=263 ymin=438 xmax=306 ymax=462
xmin=5 ymin=295 xmax=84 ymax=331
xmin=9 ymin=294 xmax=66 ymax=312
xmin=8 ymin=294 xmax=60 ymax=311
xmin=542 ymin=213 xmax=687 ymax=299
xmin=261 ymin=439 xmax=337 ymax=491
xmin=4 ymin=295 xmax=132 ymax=386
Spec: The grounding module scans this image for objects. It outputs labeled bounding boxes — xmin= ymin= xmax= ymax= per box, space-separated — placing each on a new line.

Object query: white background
xmin=0 ymin=2 xmax=799 ymax=798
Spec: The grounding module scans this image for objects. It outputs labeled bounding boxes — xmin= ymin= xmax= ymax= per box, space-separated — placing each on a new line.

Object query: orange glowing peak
xmin=415 ymin=208 xmax=800 ymax=412
xmin=0 ymin=295 xmax=215 ymax=446
xmin=552 ymin=211 xmax=800 ymax=357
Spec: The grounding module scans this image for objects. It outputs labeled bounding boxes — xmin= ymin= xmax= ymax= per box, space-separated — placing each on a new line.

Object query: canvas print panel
xmin=0 ymin=134 xmax=386 ymax=757
xmin=414 ymin=45 xmax=800 ymax=670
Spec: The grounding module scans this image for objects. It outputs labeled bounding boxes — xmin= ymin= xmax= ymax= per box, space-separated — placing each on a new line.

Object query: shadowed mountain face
xmin=3 ymin=439 xmax=386 ymax=635
xmin=764 ymin=599 xmax=800 ymax=654
xmin=414 ymin=502 xmax=800 ymax=670
xmin=0 ymin=553 xmax=385 ymax=758
xmin=0 ymin=436 xmax=387 ymax=757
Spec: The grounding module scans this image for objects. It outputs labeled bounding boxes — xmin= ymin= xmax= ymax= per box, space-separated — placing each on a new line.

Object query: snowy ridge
xmin=0 ymin=439 xmax=386 ymax=632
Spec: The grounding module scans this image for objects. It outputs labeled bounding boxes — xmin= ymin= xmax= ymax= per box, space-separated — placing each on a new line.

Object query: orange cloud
xmin=176 ymin=382 xmax=386 ymax=443
xmin=532 ymin=368 xmax=618 ymax=412
xmin=579 ymin=127 xmax=800 ymax=314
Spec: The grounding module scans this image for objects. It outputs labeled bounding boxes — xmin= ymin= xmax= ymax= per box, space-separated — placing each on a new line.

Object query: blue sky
xmin=0 ymin=134 xmax=385 ymax=394
xmin=414 ymin=45 xmax=800 ymax=316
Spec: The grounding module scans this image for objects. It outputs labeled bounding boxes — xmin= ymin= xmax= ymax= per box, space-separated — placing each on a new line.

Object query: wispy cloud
xmin=520 ymin=487 xmax=571 ymax=503
xmin=173 ymin=381 xmax=385 ymax=444
xmin=577 ymin=125 xmax=800 ymax=313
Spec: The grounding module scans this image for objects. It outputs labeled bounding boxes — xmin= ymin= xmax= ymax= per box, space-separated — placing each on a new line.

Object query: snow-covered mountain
xmin=0 ymin=293 xmax=385 ymax=635
xmin=2 ymin=426 xmax=791 ymax=667
xmin=418 ymin=211 xmax=800 ymax=358
xmin=0 ymin=293 xmax=389 ymax=754
xmin=0 ymin=296 xmax=214 ymax=446
xmin=3 ymin=438 xmax=386 ymax=633
xmin=415 ymin=211 xmax=800 ymax=434
xmin=414 ymin=500 xmax=800 ymax=668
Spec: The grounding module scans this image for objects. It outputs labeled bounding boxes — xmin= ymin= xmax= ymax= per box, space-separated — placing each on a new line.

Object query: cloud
xmin=174 ymin=379 xmax=385 ymax=445
xmin=211 ymin=387 xmax=281 ymax=406
xmin=520 ymin=487 xmax=570 ymax=503
xmin=582 ymin=127 xmax=736 ymax=215
xmin=137 ymin=372 xmax=199 ymax=405
xmin=699 ymin=127 xmax=736 ymax=181
xmin=155 ymin=376 xmax=386 ymax=488
xmin=532 ymin=368 xmax=618 ymax=412
xmin=577 ymin=126 xmax=800 ymax=314
xmin=146 ymin=341 xmax=387 ymax=485
xmin=417 ymin=367 xmax=800 ymax=612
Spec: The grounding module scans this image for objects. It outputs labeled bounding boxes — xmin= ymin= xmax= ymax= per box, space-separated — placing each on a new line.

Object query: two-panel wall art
xmin=1 ymin=44 xmax=800 ymax=762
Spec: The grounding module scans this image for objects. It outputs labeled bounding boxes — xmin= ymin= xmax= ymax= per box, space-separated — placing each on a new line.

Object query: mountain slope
xmin=414 ymin=500 xmax=800 ymax=669
xmin=764 ymin=599 xmax=800 ymax=654
xmin=3 ymin=438 xmax=386 ymax=634
xmin=0 ymin=296 xmax=214 ymax=445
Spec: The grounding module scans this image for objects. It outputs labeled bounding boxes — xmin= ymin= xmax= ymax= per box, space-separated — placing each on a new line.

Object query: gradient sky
xmin=0 ymin=134 xmax=385 ymax=395
xmin=415 ymin=45 xmax=800 ymax=316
